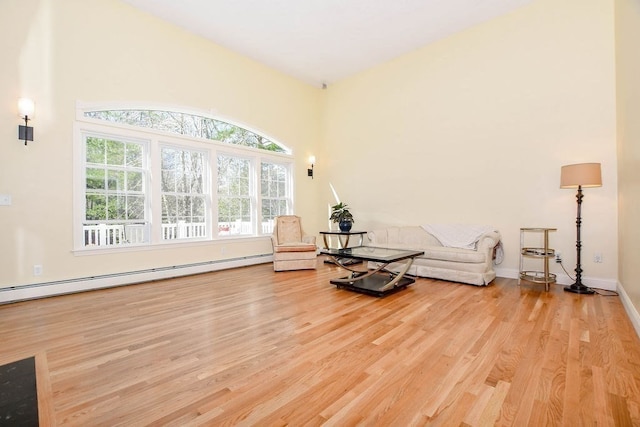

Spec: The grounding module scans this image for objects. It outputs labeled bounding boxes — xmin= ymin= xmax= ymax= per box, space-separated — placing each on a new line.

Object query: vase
xmin=339 ymin=220 xmax=353 ymax=232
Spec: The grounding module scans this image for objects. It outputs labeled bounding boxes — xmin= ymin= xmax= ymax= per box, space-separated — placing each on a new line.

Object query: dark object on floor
xmin=0 ymin=357 xmax=38 ymax=426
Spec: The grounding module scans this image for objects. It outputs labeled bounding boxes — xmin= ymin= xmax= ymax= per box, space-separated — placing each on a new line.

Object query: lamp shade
xmin=18 ymin=98 xmax=35 ymax=118
xmin=560 ymin=163 xmax=602 ymax=188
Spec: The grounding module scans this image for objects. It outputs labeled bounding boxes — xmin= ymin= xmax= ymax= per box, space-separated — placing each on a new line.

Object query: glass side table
xmin=319 ymin=230 xmax=367 ymax=265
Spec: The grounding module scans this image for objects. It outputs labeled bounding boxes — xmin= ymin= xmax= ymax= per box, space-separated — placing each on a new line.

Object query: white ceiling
xmin=121 ymin=0 xmax=532 ymax=87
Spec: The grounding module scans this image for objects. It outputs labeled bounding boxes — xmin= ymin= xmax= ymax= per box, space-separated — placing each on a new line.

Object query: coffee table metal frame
xmin=320 ymin=246 xmax=424 ymax=297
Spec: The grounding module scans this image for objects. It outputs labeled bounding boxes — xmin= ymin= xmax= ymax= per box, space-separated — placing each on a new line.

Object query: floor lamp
xmin=560 ymin=162 xmax=602 ymax=294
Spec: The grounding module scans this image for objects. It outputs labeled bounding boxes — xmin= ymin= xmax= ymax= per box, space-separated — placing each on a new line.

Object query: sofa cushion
xmin=372 ymin=242 xmax=485 ymax=263
xmin=421 ymin=246 xmax=486 ymax=263
xmin=370 ymin=226 xmax=442 ymax=247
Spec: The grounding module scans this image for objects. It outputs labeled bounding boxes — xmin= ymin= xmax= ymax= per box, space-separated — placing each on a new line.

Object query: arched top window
xmin=74 ymin=104 xmax=294 ymax=252
xmin=84 ymin=109 xmax=289 ymax=153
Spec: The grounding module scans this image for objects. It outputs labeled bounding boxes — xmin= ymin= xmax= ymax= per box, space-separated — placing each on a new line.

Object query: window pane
xmin=191 ymin=175 xmax=202 ymax=193
xmin=175 ymin=170 xmax=186 ymax=193
xmin=107 ymin=170 xmax=124 ymax=191
xmin=162 ymin=195 xmax=177 ymax=222
xmin=86 ymin=109 xmax=288 ymax=153
xmin=193 ymin=196 xmax=205 ymax=217
xmin=86 ymin=194 xmax=106 ymax=220
xmin=162 ymin=170 xmax=176 ymax=192
xmin=127 ymin=195 xmax=145 ymax=220
xmin=107 ymin=195 xmax=117 ymax=220
xmin=86 ymin=138 xmax=105 ymax=163
xmin=113 ymin=195 xmax=126 ymax=220
xmin=126 ymin=143 xmax=143 ymax=168
xmin=86 ymin=168 xmax=105 ymax=190
xmin=127 ymin=171 xmax=143 ymax=192
xmin=106 ymin=139 xmax=125 ymax=166
xmin=239 ymin=177 xmax=249 ymax=194
xmin=162 ymin=149 xmax=176 ymax=170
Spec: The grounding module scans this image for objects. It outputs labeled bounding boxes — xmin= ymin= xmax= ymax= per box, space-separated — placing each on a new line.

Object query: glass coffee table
xmin=320 ymin=246 xmax=424 ymax=297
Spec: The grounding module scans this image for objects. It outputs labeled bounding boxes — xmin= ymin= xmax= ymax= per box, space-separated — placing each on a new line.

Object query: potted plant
xmin=330 ymin=202 xmax=354 ymax=232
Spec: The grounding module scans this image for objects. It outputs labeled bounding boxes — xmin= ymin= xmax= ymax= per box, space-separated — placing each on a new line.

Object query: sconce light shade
xmin=17 ymin=98 xmax=35 ymax=145
xmin=18 ymin=98 xmax=35 ymax=118
xmin=308 ymin=155 xmax=315 ymax=179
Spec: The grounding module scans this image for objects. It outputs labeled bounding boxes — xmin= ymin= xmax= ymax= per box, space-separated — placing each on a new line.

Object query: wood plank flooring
xmin=2 ymin=259 xmax=640 ymax=426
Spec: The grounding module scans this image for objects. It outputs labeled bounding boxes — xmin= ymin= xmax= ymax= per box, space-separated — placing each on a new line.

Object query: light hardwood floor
xmin=2 ymin=259 xmax=640 ymax=426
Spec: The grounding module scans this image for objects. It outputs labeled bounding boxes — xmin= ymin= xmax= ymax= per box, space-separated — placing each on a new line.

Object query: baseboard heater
xmin=0 ymin=254 xmax=273 ymax=304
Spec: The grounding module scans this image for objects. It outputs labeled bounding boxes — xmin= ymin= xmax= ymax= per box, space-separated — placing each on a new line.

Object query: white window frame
xmin=73 ymin=103 xmax=294 ymax=252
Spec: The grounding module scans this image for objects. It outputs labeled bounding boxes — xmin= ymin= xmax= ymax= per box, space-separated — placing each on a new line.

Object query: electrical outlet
xmin=555 ymin=251 xmax=562 ymax=263
xmin=33 ymin=264 xmax=43 ymax=276
xmin=594 ymin=252 xmax=603 ymax=263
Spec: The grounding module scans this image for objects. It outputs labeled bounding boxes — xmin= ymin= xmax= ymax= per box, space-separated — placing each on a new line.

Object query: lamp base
xmin=564 ymin=283 xmax=595 ymax=294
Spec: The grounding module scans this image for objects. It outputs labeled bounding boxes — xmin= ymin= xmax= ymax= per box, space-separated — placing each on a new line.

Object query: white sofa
xmin=366 ymin=225 xmax=501 ymax=286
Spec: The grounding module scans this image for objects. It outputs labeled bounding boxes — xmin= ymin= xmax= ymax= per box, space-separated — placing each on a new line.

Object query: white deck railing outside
xmin=84 ymin=219 xmax=275 ymax=247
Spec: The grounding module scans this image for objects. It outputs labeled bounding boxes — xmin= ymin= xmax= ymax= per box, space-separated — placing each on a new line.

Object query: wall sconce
xmin=18 ymin=98 xmax=35 ymax=145
xmin=308 ymin=156 xmax=315 ymax=179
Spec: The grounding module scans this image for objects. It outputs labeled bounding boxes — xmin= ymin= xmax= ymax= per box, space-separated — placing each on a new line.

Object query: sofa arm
xmin=476 ymin=231 xmax=502 ymax=264
xmin=476 ymin=231 xmax=501 ymax=251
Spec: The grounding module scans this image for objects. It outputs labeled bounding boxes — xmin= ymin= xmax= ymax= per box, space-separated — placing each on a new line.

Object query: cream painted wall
xmin=615 ymin=0 xmax=640 ymax=308
xmin=0 ymin=0 xmax=622 ymax=294
xmin=0 ymin=0 xmax=322 ymax=288
xmin=321 ymin=0 xmax=618 ymax=285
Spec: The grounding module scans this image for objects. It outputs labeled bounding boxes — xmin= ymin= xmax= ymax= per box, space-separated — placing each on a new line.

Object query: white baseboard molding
xmin=616 ymin=281 xmax=640 ymax=339
xmin=0 ymin=254 xmax=273 ymax=304
xmin=494 ymin=267 xmax=617 ymax=291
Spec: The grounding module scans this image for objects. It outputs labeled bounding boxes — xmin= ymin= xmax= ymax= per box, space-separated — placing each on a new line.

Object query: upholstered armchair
xmin=271 ymin=215 xmax=317 ymax=271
